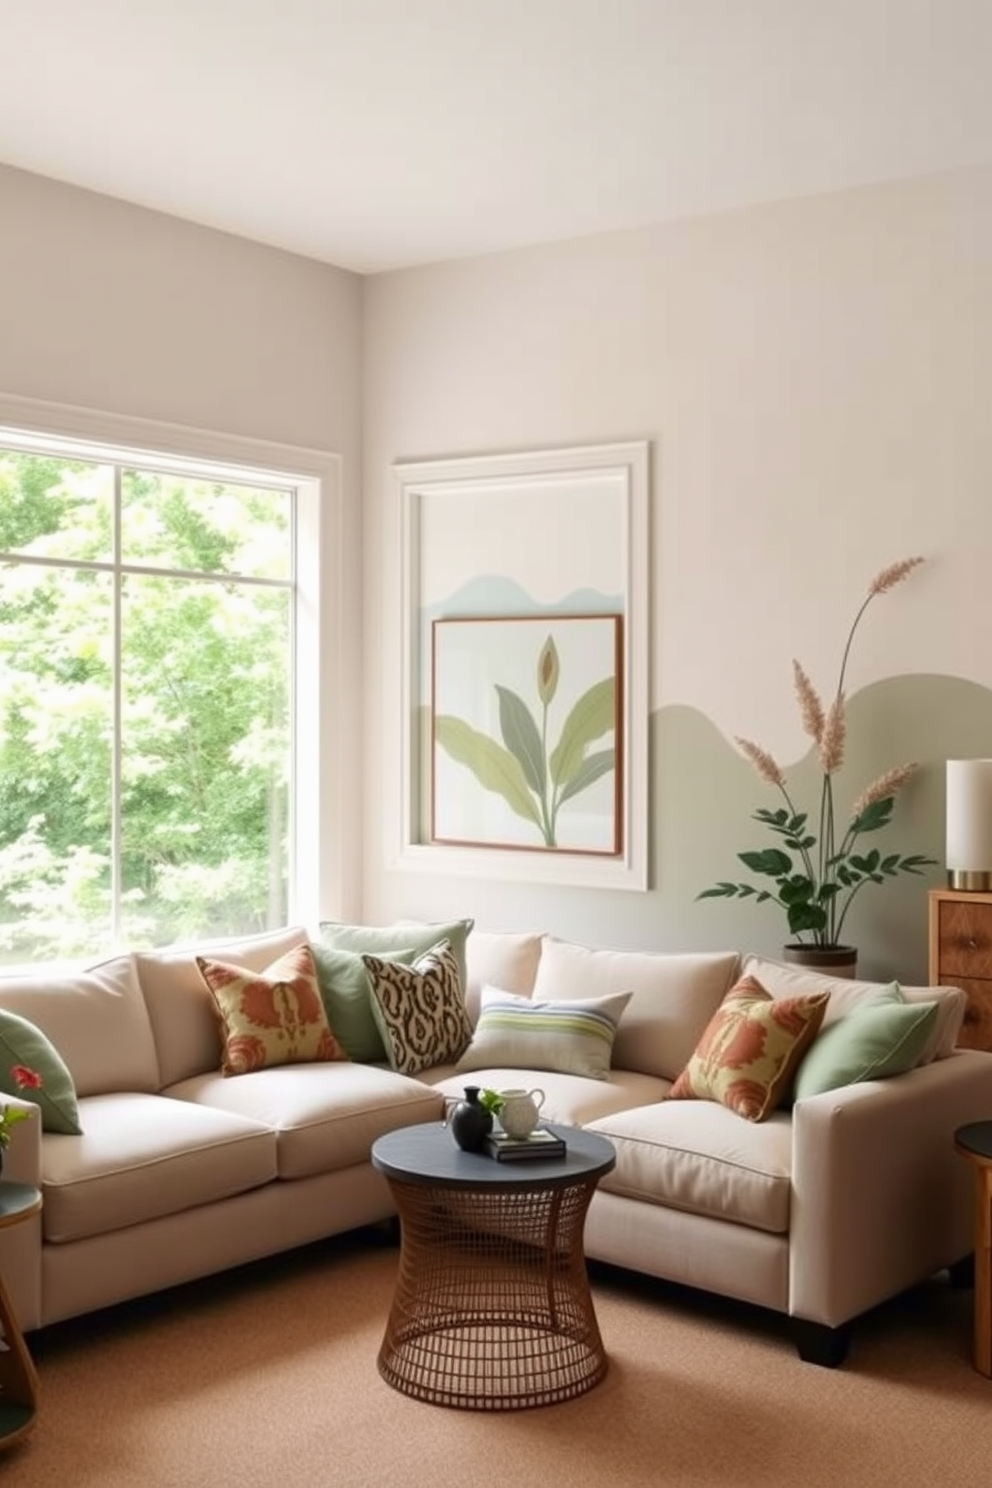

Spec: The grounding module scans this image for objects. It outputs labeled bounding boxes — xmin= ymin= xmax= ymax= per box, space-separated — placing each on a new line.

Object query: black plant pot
xmin=782 ymin=943 xmax=858 ymax=979
xmin=448 ymin=1086 xmax=493 ymax=1152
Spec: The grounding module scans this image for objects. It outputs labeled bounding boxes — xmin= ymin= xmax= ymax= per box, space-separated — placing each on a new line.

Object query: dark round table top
xmin=955 ymin=1121 xmax=992 ymax=1161
xmin=371 ymin=1121 xmax=615 ymax=1190
xmin=0 ymin=1180 xmax=42 ymax=1229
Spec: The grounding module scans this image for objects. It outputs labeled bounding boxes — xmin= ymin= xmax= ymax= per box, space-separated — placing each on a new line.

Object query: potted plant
xmin=698 ymin=556 xmax=936 ymax=975
xmin=0 ymin=1064 xmax=41 ymax=1176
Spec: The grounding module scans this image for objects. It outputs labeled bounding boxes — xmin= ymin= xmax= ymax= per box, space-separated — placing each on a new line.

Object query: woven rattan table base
xmin=377 ymin=1177 xmax=607 ymax=1410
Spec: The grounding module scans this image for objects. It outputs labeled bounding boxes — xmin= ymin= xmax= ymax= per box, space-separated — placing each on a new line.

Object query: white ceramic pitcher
xmin=498 ymin=1087 xmax=546 ymax=1139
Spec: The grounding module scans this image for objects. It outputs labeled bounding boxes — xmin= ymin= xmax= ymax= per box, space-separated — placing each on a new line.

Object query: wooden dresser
xmin=929 ymin=888 xmax=992 ymax=1051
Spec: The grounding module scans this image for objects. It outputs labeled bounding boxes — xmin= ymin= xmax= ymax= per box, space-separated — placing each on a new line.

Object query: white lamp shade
xmin=946 ymin=759 xmax=992 ymax=889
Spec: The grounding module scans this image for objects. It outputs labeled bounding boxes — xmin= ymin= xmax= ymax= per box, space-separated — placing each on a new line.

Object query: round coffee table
xmin=371 ymin=1121 xmax=615 ymax=1410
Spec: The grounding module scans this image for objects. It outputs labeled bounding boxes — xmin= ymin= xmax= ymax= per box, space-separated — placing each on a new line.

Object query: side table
xmin=954 ymin=1122 xmax=992 ymax=1376
xmin=371 ymin=1122 xmax=615 ymax=1410
xmin=0 ymin=1180 xmax=42 ymax=1450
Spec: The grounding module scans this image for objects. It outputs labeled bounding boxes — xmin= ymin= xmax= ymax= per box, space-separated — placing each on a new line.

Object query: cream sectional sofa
xmin=0 ymin=920 xmax=989 ymax=1368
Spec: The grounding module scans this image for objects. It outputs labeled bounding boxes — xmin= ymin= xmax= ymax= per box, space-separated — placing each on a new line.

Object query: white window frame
xmin=0 ymin=392 xmax=344 ymax=937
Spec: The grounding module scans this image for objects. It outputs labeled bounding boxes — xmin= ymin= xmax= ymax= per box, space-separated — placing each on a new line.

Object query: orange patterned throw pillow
xmin=667 ymin=974 xmax=829 ymax=1122
xmin=197 ymin=944 xmax=344 ymax=1076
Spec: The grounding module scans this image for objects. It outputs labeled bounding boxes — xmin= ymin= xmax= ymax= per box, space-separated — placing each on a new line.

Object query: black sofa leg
xmin=948 ymin=1253 xmax=975 ymax=1288
xmin=792 ymin=1319 xmax=849 ymax=1367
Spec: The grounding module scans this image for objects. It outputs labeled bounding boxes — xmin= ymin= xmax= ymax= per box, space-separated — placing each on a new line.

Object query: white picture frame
xmin=391 ymin=440 xmax=650 ymax=890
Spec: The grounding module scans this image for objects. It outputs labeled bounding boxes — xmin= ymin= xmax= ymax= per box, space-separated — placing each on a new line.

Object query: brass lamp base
xmin=948 ymin=870 xmax=992 ymax=892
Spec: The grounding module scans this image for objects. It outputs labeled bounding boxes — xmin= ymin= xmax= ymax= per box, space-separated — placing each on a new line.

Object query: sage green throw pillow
xmin=314 ymin=918 xmax=474 ymax=1062
xmin=792 ymin=984 xmax=939 ymax=1101
xmin=309 ymin=944 xmax=417 ymax=1062
xmin=0 ymin=1007 xmax=82 ymax=1134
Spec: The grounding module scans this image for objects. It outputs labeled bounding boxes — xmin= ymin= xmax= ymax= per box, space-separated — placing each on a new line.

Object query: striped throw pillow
xmin=455 ymin=986 xmax=632 ymax=1081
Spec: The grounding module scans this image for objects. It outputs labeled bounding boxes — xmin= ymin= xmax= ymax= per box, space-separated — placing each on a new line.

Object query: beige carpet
xmin=13 ymin=1229 xmax=992 ymax=1488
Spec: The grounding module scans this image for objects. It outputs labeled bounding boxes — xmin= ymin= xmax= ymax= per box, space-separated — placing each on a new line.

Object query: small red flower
xmin=11 ymin=1065 xmax=42 ymax=1090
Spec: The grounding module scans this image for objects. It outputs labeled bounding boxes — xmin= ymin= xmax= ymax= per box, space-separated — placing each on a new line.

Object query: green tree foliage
xmin=0 ymin=451 xmax=291 ymax=963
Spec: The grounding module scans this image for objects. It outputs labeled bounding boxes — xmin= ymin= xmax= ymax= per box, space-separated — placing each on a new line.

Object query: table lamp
xmin=946 ymin=759 xmax=992 ymax=891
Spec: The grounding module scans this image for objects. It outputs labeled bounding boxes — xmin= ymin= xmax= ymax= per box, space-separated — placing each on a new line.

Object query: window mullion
xmin=111 ymin=464 xmax=123 ymax=950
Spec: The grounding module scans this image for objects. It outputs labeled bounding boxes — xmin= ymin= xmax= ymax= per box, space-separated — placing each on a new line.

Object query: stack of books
xmin=484 ymin=1127 xmax=567 ymax=1162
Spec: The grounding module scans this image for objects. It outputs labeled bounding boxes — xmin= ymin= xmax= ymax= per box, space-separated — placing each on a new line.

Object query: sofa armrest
xmin=789 ymin=1049 xmax=992 ymax=1328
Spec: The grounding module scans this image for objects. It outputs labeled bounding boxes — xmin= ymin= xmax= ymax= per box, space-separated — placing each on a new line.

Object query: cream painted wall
xmin=0 ymin=163 xmax=365 ymax=920
xmin=2 ymin=159 xmax=990 ymax=971
xmin=362 ymin=163 xmax=992 ymax=970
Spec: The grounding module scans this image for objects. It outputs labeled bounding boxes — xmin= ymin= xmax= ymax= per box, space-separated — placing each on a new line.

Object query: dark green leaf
xmin=787 ymin=903 xmax=827 ymax=934
xmin=739 ymin=848 xmax=792 ymax=877
xmin=850 ymin=797 xmax=895 ymax=834
xmin=697 ymin=882 xmax=750 ymax=900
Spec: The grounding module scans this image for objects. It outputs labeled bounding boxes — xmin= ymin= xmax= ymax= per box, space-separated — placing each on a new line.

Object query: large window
xmin=0 ymin=434 xmax=297 ymax=965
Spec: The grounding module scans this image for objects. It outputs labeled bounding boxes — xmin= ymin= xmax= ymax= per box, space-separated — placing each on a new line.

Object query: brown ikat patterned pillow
xmin=666 ymin=973 xmax=829 ymax=1121
xmin=363 ymin=940 xmax=472 ymax=1076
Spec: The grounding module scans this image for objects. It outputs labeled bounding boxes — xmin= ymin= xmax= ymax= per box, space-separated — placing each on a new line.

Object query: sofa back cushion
xmin=740 ymin=953 xmax=966 ymax=1064
xmin=463 ymin=930 xmax=544 ymax=1024
xmin=136 ymin=926 xmax=309 ymax=1087
xmin=530 ymin=938 xmax=741 ymax=1080
xmin=0 ymin=954 xmax=159 ymax=1097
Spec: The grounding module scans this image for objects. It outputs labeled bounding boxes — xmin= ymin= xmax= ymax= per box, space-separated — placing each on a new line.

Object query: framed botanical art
xmin=391 ymin=439 xmax=649 ymax=890
xmin=431 ymin=614 xmax=623 ymax=854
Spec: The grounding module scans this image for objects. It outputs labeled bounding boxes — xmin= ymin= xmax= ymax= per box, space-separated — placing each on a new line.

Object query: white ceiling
xmin=1 ymin=0 xmax=991 ymax=274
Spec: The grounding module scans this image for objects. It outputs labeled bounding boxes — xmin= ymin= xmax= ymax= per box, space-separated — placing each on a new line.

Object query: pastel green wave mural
xmin=659 ymin=674 xmax=992 ymax=984
xmin=413 ymin=673 xmax=992 ymax=988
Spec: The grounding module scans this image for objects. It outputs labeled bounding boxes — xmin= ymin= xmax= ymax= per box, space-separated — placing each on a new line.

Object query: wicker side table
xmin=371 ymin=1122 xmax=615 ymax=1410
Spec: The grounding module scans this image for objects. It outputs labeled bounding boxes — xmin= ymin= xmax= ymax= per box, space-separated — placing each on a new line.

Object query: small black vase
xmin=449 ymin=1086 xmax=493 ymax=1153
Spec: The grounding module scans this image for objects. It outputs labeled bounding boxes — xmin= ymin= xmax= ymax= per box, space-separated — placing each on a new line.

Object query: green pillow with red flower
xmin=0 ymin=1009 xmax=82 ymax=1136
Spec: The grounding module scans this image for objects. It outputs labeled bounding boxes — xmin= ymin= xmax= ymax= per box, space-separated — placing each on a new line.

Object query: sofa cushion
xmin=318 ymin=917 xmax=474 ymax=1002
xmin=364 ymin=941 xmax=472 ymax=1076
xmin=740 ymin=953 xmax=965 ymax=1063
xmin=586 ymin=1100 xmax=794 ymax=1234
xmin=426 ymin=1065 xmax=668 ymax=1129
xmin=667 ymin=975 xmax=829 ymax=1122
xmin=0 ymin=954 xmax=160 ymax=1096
xmin=531 ymin=938 xmax=741 ymax=1080
xmin=309 ymin=942 xmax=417 ymax=1061
xmin=0 ymin=1007 xmax=82 ymax=1134
xmin=196 ymin=944 xmax=345 ymax=1076
xmin=791 ymin=987 xmax=939 ymax=1101
xmin=455 ymin=987 xmax=631 ymax=1080
xmin=463 ymin=930 xmax=544 ymax=1024
xmin=167 ymin=1063 xmax=444 ymax=1180
xmin=136 ymin=925 xmax=310 ymax=1088
xmin=40 ymin=1091 xmax=276 ymax=1243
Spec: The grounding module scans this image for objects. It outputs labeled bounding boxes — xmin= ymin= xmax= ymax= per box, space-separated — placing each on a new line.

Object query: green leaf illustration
xmin=434 ymin=715 xmax=542 ymax=828
xmin=495 ymin=684 xmax=545 ymax=795
xmin=557 ymin=747 xmax=615 ymax=806
xmin=549 ymin=677 xmax=615 ymax=786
